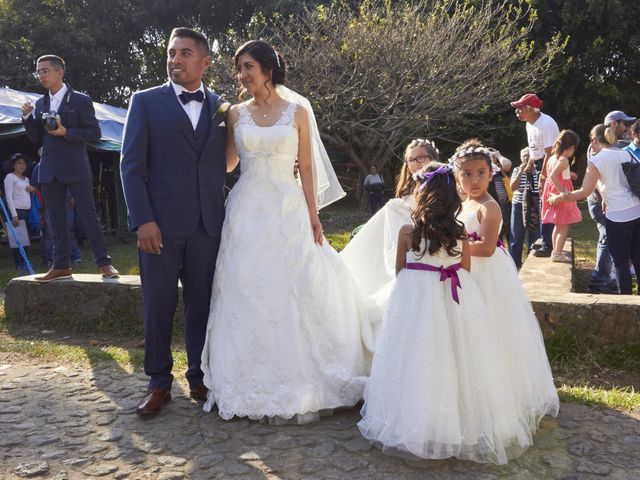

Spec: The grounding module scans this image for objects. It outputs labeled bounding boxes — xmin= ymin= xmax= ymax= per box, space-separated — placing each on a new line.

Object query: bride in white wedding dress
xmin=200 ymin=40 xmax=367 ymax=423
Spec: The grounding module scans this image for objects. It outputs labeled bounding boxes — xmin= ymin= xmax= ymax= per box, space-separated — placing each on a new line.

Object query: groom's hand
xmin=137 ymin=221 xmax=163 ymax=254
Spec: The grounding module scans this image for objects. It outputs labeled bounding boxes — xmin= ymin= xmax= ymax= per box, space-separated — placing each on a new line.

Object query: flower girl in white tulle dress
xmin=358 ymin=163 xmax=535 ymax=464
xmin=453 ymin=140 xmax=559 ymax=430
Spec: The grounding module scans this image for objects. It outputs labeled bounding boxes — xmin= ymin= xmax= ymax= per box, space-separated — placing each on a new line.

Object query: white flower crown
xmin=447 ymin=146 xmax=493 ymax=164
xmin=411 ymin=138 xmax=440 ymax=155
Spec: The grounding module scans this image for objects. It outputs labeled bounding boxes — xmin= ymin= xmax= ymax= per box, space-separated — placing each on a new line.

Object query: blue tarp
xmin=0 ymin=87 xmax=127 ymax=151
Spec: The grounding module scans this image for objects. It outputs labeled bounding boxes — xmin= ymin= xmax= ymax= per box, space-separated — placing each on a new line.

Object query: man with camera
xmin=21 ymin=54 xmax=118 ymax=281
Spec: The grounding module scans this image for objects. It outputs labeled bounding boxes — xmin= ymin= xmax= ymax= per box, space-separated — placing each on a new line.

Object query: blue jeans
xmin=605 ymin=216 xmax=640 ymax=294
xmin=587 ymin=195 xmax=614 ymax=287
xmin=509 ymin=201 xmax=540 ymax=269
xmin=540 ymin=222 xmax=554 ymax=250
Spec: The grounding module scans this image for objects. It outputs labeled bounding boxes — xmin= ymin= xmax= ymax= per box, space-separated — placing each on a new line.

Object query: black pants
xmin=605 ymin=216 xmax=640 ymax=294
xmin=368 ymin=191 xmax=385 ymax=214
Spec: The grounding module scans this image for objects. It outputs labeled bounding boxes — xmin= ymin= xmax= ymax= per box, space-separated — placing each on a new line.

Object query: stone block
xmin=520 ymin=239 xmax=640 ymax=346
xmin=4 ymin=274 xmax=184 ymax=337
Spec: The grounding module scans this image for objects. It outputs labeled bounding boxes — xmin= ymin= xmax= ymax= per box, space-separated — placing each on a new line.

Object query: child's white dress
xmin=358 ymin=240 xmax=536 ymax=464
xmin=458 ymin=207 xmax=559 ymax=428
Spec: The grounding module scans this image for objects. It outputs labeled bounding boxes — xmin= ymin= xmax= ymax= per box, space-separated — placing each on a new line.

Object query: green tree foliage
xmin=0 ymin=0 xmax=321 ymax=105
xmin=528 ymin=0 xmax=640 ymax=135
xmin=212 ymin=0 xmax=562 ymax=178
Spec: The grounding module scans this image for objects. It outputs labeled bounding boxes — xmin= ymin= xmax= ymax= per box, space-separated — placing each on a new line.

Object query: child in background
xmin=4 ymin=153 xmax=35 ymax=273
xmin=541 ymin=130 xmax=582 ymax=263
xmin=359 ymin=163 xmax=532 ymax=464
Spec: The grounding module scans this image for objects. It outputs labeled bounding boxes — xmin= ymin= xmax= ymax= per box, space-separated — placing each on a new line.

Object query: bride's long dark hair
xmin=234 ymin=40 xmax=287 ymax=101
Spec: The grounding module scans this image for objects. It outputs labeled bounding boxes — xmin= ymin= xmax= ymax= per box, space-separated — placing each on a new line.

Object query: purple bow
xmin=414 ymin=165 xmax=451 ymax=191
xmin=406 ymin=262 xmax=462 ymax=304
xmin=468 ymin=232 xmax=507 ymax=253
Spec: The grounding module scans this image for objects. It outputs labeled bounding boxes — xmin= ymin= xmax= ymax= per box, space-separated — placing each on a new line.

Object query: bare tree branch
xmin=210 ymin=0 xmax=564 ymax=185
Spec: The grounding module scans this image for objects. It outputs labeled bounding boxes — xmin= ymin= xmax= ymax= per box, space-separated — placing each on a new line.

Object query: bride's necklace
xmin=254 ymin=101 xmax=276 ymax=118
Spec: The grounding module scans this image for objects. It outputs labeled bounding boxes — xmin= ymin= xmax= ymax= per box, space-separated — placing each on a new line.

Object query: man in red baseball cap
xmin=511 ymin=93 xmax=559 ymax=257
xmin=510 ymin=93 xmax=543 ymax=110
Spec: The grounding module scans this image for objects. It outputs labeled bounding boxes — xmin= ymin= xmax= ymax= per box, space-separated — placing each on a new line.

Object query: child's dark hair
xmin=450 ymin=138 xmax=493 ymax=169
xmin=552 ymin=129 xmax=580 ymax=158
xmin=411 ymin=162 xmax=466 ymax=258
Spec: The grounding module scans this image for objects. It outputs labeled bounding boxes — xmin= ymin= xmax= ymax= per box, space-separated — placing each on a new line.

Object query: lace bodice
xmin=234 ymin=102 xmax=299 ymax=187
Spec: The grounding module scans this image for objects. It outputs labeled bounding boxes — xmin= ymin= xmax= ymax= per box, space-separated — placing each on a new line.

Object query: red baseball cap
xmin=510 ymin=93 xmax=543 ymax=109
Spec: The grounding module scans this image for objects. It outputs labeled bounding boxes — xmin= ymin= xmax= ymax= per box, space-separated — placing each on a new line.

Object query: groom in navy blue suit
xmin=120 ymin=28 xmax=227 ymax=417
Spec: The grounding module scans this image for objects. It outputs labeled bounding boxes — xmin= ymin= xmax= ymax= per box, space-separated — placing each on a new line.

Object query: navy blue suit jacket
xmin=23 ymin=86 xmax=101 ymax=184
xmin=120 ymin=82 xmax=227 ymax=238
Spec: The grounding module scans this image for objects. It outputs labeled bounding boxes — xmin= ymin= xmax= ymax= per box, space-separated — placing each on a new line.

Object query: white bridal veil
xmin=276 ymin=85 xmax=346 ymax=210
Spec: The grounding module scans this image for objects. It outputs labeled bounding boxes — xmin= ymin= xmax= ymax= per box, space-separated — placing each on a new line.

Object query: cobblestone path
xmin=1 ymin=356 xmax=639 ymax=479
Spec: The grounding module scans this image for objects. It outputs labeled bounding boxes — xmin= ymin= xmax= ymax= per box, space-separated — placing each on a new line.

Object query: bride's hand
xmin=310 ymin=213 xmax=324 ymax=245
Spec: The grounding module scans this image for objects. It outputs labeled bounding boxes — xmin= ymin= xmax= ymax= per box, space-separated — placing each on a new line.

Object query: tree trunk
xmin=356 ymin=170 xmax=368 ymax=212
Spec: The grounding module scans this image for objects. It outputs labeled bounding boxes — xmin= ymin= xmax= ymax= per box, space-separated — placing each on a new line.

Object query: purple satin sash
xmin=468 ymin=232 xmax=507 ymax=253
xmin=405 ymin=262 xmax=462 ymax=304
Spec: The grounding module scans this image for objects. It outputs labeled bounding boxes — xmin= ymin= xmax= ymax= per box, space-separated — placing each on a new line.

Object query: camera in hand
xmin=42 ymin=112 xmax=59 ymax=131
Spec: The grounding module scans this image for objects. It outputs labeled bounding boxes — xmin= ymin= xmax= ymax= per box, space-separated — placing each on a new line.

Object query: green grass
xmin=546 ymin=328 xmax=640 ymax=372
xmin=558 ymin=385 xmax=640 ymax=410
xmin=0 ymin=233 xmax=140 ymax=290
xmin=570 ymin=202 xmax=598 ymax=263
xmin=545 ymin=328 xmax=640 ymax=410
xmin=326 ymin=232 xmax=352 ymax=251
xmin=0 ymin=331 xmax=187 ymax=373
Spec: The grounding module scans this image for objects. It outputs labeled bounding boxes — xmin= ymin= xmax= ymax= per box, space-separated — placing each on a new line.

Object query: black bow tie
xmin=179 ymin=90 xmax=204 ymax=104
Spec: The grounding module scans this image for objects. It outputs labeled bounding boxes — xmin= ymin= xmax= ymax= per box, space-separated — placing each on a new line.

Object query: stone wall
xmin=519 ymin=240 xmax=640 ymax=346
xmin=3 ymin=242 xmax=639 ymax=344
xmin=4 ymin=274 xmax=183 ymax=337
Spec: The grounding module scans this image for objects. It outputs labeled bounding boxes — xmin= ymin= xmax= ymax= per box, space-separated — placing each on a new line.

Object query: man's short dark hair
xmin=169 ymin=28 xmax=211 ymax=55
xmin=36 ymin=55 xmax=66 ymax=71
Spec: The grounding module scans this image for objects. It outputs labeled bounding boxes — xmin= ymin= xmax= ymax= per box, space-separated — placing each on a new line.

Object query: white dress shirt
xmin=49 ymin=83 xmax=68 ymax=113
xmin=171 ymin=82 xmax=205 ymax=130
xmin=22 ymin=83 xmax=68 ymax=121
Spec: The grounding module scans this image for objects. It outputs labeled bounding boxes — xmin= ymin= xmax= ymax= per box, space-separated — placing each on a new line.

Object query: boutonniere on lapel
xmin=214 ymin=97 xmax=231 ymax=127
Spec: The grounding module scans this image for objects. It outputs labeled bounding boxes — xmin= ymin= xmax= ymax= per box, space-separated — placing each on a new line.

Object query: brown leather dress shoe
xmin=189 ymin=384 xmax=209 ymax=401
xmin=136 ymin=388 xmax=171 ymax=417
xmin=100 ymin=264 xmax=120 ymax=278
xmin=35 ymin=268 xmax=73 ymax=283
